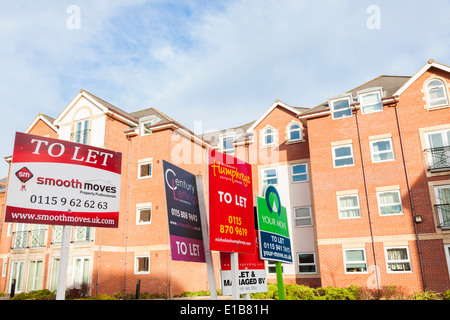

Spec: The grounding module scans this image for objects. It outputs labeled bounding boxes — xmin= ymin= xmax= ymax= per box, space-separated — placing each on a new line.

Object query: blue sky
xmin=1 ymin=0 xmax=450 ymax=176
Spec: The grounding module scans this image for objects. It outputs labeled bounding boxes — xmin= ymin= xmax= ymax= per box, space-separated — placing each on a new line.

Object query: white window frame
xmin=444 ymin=244 xmax=450 ymax=280
xmin=73 ymin=119 xmax=90 ymax=144
xmin=9 ymin=261 xmax=25 ymax=293
xmin=426 ymin=78 xmax=449 ymax=108
xmin=294 ymin=206 xmax=312 ymax=227
xmin=337 ymin=194 xmax=361 ymax=219
xmin=220 ymin=135 xmax=235 ymax=154
xmin=135 ymin=255 xmax=150 ymax=274
xmin=72 ymin=256 xmax=91 ymax=287
xmin=261 ymin=167 xmax=278 ymax=186
xmin=425 ymin=129 xmax=450 ymax=170
xmin=26 ymin=260 xmax=43 ymax=292
xmin=385 ymin=246 xmax=412 ymax=273
xmin=434 ymin=184 xmax=450 ymax=229
xmin=287 ymin=122 xmax=302 ymax=142
xmin=330 ymin=96 xmax=352 ymax=119
xmin=359 ymin=90 xmax=383 ymax=114
xmin=291 ymin=163 xmax=308 ymax=183
xmin=136 ymin=203 xmax=152 ymax=225
xmin=370 ymin=138 xmax=395 ymax=163
xmin=138 ymin=159 xmax=153 ymax=179
xmin=261 ymin=127 xmax=276 ymax=147
xmin=343 ymin=248 xmax=368 ymax=274
xmin=297 ymin=252 xmax=317 ymax=274
xmin=332 ymin=144 xmax=355 ymax=168
xmin=377 ymin=190 xmax=403 ymax=216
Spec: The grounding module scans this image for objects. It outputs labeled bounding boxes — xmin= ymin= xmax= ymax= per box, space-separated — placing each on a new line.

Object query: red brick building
xmin=301 ymin=60 xmax=450 ymax=293
xmin=0 ymin=60 xmax=449 ymax=296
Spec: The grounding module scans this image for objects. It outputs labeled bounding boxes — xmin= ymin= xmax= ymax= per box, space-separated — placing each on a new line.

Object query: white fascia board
xmin=25 ymin=114 xmax=58 ymax=134
xmin=246 ymin=101 xmax=300 ymax=133
xmin=394 ymin=61 xmax=450 ymax=96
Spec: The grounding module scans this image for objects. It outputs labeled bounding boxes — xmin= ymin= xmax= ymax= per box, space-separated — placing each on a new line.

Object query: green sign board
xmin=256 ymin=186 xmax=292 ymax=263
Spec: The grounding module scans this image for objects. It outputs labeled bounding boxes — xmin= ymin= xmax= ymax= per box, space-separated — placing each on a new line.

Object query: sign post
xmin=5 ymin=132 xmax=122 ymax=299
xmin=256 ymin=185 xmax=292 ymax=300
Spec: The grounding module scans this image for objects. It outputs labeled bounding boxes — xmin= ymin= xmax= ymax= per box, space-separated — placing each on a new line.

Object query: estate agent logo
xmin=15 ymin=167 xmax=33 ymax=191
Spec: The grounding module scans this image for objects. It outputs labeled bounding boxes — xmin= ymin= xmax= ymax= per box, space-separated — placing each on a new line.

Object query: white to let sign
xmin=5 ymin=132 xmax=122 ymax=228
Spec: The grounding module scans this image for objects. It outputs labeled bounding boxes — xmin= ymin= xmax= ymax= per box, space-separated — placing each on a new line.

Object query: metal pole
xmin=230 ymin=252 xmax=240 ymax=300
xmin=275 ymin=262 xmax=285 ymax=300
xmin=56 ymin=225 xmax=71 ymax=300
xmin=196 ymin=175 xmax=218 ymax=300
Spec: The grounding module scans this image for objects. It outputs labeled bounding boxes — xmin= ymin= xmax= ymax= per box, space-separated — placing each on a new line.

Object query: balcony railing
xmin=51 ymin=226 xmax=93 ymax=245
xmin=435 ymin=204 xmax=450 ymax=229
xmin=70 ymin=129 xmax=91 ymax=145
xmin=11 ymin=228 xmax=46 ymax=249
xmin=424 ymin=146 xmax=450 ymax=172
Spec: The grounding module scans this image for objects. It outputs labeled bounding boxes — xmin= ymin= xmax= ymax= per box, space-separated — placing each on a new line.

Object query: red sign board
xmin=5 ymin=132 xmax=122 ymax=228
xmin=208 ymin=150 xmax=255 ymax=254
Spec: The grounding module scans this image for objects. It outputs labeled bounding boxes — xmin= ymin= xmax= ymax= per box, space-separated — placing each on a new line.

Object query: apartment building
xmin=0 ymin=90 xmax=215 ymax=296
xmin=0 ymin=59 xmax=449 ymax=296
xmin=300 ymin=59 xmax=450 ymax=293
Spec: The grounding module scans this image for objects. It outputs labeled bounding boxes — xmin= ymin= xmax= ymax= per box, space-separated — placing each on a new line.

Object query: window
xmin=49 ymin=258 xmax=60 ymax=291
xmin=360 ymin=91 xmax=383 ymax=114
xmin=434 ymin=185 xmax=450 ymax=228
xmin=138 ymin=160 xmax=153 ymax=179
xmin=136 ymin=204 xmax=152 ymax=225
xmin=337 ymin=194 xmax=361 ymax=219
xmin=426 ymin=79 xmax=449 ymax=108
xmin=72 ymin=257 xmax=90 ymax=287
xmin=287 ymin=123 xmax=302 ymax=142
xmin=27 ymin=260 xmax=43 ymax=291
xmin=262 ymin=168 xmax=278 ymax=186
xmin=267 ymin=261 xmax=282 ymax=274
xmin=298 ymin=253 xmax=316 ymax=273
xmin=221 ymin=136 xmax=235 ymax=154
xmin=330 ymin=97 xmax=352 ymax=119
xmin=262 ymin=127 xmax=275 ymax=146
xmin=291 ymin=163 xmax=308 ymax=182
xmin=370 ymin=138 xmax=394 ymax=162
xmin=135 ymin=256 xmax=150 ymax=274
xmin=73 ymin=119 xmax=89 ymax=144
xmin=425 ymin=129 xmax=450 ymax=170
xmin=385 ymin=247 xmax=411 ymax=273
xmin=377 ymin=190 xmax=403 ymax=215
xmin=344 ymin=249 xmax=367 ymax=273
xmin=2 ymin=261 xmax=7 ymax=277
xmin=141 ymin=121 xmax=152 ymax=135
xmin=10 ymin=261 xmax=25 ymax=293
xmin=332 ymin=144 xmax=354 ymax=167
xmin=75 ymin=226 xmax=92 ymax=242
xmin=294 ymin=207 xmax=312 ymax=227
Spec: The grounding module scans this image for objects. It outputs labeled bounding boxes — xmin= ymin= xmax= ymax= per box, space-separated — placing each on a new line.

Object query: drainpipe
xmin=353 ymin=105 xmax=381 ymax=290
xmin=389 ymin=97 xmax=427 ymax=290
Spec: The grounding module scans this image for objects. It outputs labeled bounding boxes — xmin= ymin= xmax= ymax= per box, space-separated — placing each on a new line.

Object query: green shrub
xmin=412 ymin=290 xmax=442 ymax=300
xmin=10 ymin=289 xmax=55 ymax=300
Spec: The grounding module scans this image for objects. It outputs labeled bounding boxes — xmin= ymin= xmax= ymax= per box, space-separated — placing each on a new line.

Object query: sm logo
xmin=15 ymin=167 xmax=34 ymax=191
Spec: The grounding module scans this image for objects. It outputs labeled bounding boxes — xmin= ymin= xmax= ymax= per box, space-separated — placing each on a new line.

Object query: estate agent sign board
xmin=163 ymin=160 xmax=205 ymax=263
xmin=208 ymin=150 xmax=255 ymax=254
xmin=5 ymin=132 xmax=122 ymax=228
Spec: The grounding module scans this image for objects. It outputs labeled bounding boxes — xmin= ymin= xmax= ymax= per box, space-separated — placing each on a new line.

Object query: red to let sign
xmin=208 ymin=150 xmax=255 ymax=254
xmin=5 ymin=132 xmax=122 ymax=228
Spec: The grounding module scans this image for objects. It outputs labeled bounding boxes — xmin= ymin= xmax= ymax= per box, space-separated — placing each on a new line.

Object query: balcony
xmin=51 ymin=226 xmax=94 ymax=245
xmin=435 ymin=204 xmax=450 ymax=229
xmin=11 ymin=228 xmax=46 ymax=249
xmin=70 ymin=129 xmax=91 ymax=145
xmin=424 ymin=146 xmax=450 ymax=172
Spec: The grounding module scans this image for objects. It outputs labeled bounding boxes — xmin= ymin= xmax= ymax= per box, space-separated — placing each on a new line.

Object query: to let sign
xmin=5 ymin=132 xmax=122 ymax=228
xmin=208 ymin=150 xmax=255 ymax=254
xmin=256 ymin=185 xmax=293 ymax=263
xmin=163 ymin=160 xmax=205 ymax=263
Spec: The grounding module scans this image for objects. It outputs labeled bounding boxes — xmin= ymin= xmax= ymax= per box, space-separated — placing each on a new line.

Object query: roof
xmin=202 ymin=100 xmax=308 ymax=147
xmin=299 ymin=75 xmax=411 ymax=118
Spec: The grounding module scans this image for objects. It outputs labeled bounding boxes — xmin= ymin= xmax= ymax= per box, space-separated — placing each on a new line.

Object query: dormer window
xmin=359 ymin=89 xmax=383 ymax=114
xmin=330 ymin=96 xmax=352 ymax=119
xmin=141 ymin=121 xmax=152 ymax=135
xmin=426 ymin=79 xmax=449 ymax=108
xmin=220 ymin=135 xmax=235 ymax=154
